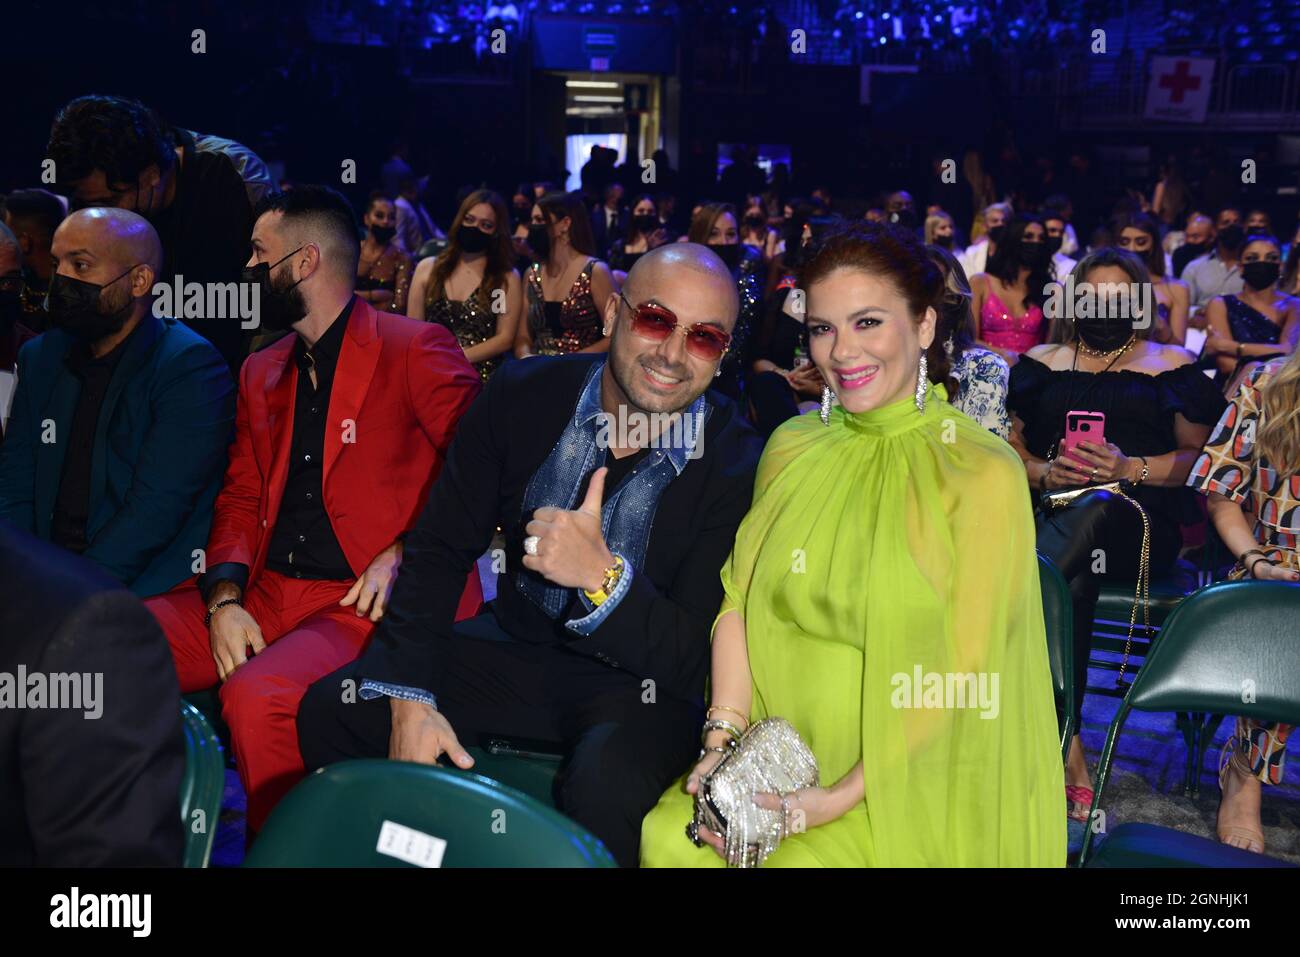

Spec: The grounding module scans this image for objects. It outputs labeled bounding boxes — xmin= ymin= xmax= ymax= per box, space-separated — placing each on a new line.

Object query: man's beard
xmin=608 ymin=344 xmax=701 ymax=417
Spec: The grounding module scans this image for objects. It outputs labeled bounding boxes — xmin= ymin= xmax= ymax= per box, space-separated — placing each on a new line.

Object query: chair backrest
xmin=1078 ymin=581 xmax=1300 ymax=864
xmin=179 ymin=702 xmax=224 ymax=868
xmin=242 ymin=759 xmax=616 ymax=868
xmin=1038 ymin=552 xmax=1074 ymax=756
xmin=1125 ymin=581 xmax=1300 ymax=722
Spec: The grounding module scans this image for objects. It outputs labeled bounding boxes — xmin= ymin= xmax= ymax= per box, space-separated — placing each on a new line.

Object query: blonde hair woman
xmin=1189 ymin=350 xmax=1300 ymax=854
xmin=924 ymin=211 xmax=958 ymax=252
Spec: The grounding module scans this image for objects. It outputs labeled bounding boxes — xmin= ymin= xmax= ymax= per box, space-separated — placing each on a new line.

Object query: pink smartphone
xmin=1061 ymin=411 xmax=1106 ymax=468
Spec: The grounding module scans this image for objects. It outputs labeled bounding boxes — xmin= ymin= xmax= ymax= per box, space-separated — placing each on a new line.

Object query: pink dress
xmin=981 ymin=288 xmax=1045 ymax=355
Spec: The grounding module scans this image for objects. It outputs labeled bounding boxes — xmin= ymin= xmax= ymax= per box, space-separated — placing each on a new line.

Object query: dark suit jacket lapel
xmin=86 ymin=315 xmax=165 ymax=540
xmin=32 ymin=370 xmax=78 ymax=539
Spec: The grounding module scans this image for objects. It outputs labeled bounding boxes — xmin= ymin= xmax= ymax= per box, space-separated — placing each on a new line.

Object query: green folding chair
xmin=1078 ymin=581 xmax=1300 ymax=867
xmin=1038 ymin=552 xmax=1074 ymax=763
xmin=243 ymin=759 xmax=616 ymax=867
xmin=179 ymin=701 xmax=225 ymax=868
xmin=464 ymin=742 xmax=563 ymax=808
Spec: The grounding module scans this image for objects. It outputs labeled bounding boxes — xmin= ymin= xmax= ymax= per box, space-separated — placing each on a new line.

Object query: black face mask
xmin=742 ymin=213 xmax=766 ymax=231
xmin=987 ymin=224 xmax=1007 ymax=246
xmin=527 ymin=224 xmax=551 ymax=260
xmin=1018 ymin=243 xmax=1049 ymax=269
xmin=240 ymin=246 xmax=307 ymax=333
xmin=631 ymin=213 xmax=659 ymax=235
xmin=932 ymin=233 xmax=954 ymax=249
xmin=457 ymin=225 xmax=492 ymax=255
xmin=370 ymin=224 xmax=397 ymax=245
xmin=44 ymin=266 xmax=138 ymax=344
xmin=513 ymin=204 xmax=531 ymax=224
xmin=709 ymin=243 xmax=743 ymax=271
xmin=1045 ymin=235 xmax=1064 ymax=255
xmin=1242 ymin=261 xmax=1281 ymax=291
xmin=1181 ymin=240 xmax=1210 ymax=260
xmin=1218 ymin=224 xmax=1246 ymax=252
xmin=1075 ymin=317 xmax=1135 ymax=353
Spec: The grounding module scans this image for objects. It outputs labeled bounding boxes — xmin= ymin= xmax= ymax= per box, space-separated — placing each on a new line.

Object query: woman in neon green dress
xmin=640 ymin=222 xmax=1065 ymax=867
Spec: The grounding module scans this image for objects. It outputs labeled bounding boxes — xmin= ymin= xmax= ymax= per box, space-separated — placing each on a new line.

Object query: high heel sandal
xmin=1217 ymin=738 xmax=1266 ymax=854
xmin=1065 ymin=785 xmax=1093 ymax=824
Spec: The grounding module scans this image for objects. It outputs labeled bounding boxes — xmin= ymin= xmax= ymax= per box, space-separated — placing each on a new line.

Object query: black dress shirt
xmin=357 ymin=354 xmax=764 ymax=704
xmin=264 ymin=299 xmax=354 ymax=581
xmin=200 ymin=300 xmax=355 ymax=604
xmin=49 ymin=324 xmax=139 ymax=553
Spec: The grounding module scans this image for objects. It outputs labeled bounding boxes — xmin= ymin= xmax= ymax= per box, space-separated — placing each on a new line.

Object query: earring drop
xmin=915 ymin=352 xmax=928 ymax=413
xmin=819 ymin=384 xmax=833 ymax=425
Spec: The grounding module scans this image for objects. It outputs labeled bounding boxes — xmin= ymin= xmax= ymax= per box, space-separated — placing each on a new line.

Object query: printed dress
xmin=1188 ymin=357 xmax=1300 ymax=785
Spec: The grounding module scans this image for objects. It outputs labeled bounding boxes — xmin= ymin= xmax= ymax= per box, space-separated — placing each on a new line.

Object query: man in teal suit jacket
xmin=0 ymin=207 xmax=234 ymax=597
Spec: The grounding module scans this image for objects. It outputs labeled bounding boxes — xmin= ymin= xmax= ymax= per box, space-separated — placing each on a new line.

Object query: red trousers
xmin=147 ymin=569 xmax=480 ymax=834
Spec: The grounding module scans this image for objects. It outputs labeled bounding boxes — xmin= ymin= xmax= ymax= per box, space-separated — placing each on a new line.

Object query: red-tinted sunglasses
xmin=618 ymin=291 xmax=732 ymax=361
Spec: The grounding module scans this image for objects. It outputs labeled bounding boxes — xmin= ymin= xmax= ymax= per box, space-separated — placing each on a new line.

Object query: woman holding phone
xmin=1006 ymin=248 xmax=1226 ymax=832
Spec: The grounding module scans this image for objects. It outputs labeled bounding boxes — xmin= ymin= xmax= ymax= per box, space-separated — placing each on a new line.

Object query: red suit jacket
xmin=207 ymin=298 xmax=483 ymax=615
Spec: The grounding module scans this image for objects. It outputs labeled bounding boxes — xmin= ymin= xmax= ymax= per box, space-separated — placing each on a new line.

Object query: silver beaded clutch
xmin=690 ymin=717 xmax=820 ymax=868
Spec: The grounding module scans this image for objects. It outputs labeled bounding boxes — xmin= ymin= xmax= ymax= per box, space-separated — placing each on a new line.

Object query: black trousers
xmin=1035 ymin=490 xmax=1182 ymax=733
xmin=297 ymin=614 xmax=702 ymax=867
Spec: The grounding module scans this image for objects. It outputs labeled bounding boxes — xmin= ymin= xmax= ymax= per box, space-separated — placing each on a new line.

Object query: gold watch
xmin=584 ymin=555 xmax=625 ymax=607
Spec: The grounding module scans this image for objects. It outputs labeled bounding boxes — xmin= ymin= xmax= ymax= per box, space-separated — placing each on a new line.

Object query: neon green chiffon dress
xmin=640 ymin=384 xmax=1065 ymax=867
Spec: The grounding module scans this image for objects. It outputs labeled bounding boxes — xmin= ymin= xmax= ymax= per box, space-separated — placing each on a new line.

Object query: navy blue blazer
xmin=0 ymin=313 xmax=235 ymax=597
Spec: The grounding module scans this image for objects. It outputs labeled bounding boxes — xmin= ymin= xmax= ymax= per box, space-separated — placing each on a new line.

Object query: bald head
xmin=55 ymin=207 xmax=163 ymax=275
xmin=49 ymin=207 xmax=159 ymax=349
xmin=623 ymin=242 xmax=739 ymax=320
xmin=605 ymin=242 xmax=740 ymax=416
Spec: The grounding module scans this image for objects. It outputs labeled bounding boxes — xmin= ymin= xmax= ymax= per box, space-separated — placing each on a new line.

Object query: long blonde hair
xmin=1257 ymin=350 xmax=1300 ymax=478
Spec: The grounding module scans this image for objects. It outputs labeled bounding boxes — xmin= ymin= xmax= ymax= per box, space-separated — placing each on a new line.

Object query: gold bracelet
xmin=584 ymin=555 xmax=625 ymax=607
xmin=707 ymin=704 xmax=749 ymax=726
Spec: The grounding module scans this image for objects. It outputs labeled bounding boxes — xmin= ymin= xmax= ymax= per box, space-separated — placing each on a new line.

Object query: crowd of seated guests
xmin=4 ymin=93 xmax=1300 ymax=867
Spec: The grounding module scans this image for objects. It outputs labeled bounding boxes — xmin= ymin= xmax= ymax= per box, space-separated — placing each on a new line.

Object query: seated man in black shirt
xmin=47 ymin=94 xmax=273 ymax=369
xmin=0 ymin=208 xmax=234 ymax=597
xmin=298 ymin=243 xmax=764 ymax=866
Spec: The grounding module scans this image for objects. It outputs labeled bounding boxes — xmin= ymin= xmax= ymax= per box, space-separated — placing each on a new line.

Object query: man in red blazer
xmin=146 ymin=185 xmax=482 ymax=835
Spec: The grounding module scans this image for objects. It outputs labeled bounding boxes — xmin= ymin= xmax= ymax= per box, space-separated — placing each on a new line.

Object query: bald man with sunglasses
xmin=298 ymin=243 xmax=763 ymax=866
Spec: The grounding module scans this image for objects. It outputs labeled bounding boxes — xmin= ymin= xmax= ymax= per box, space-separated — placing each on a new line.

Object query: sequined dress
xmin=525 ymin=259 xmax=604 ymax=355
xmin=980 ymin=288 xmax=1045 ymax=355
xmin=714 ymin=251 xmax=762 ymax=399
xmin=356 ymin=244 xmax=412 ymax=315
xmin=424 ymin=287 xmax=503 ymax=381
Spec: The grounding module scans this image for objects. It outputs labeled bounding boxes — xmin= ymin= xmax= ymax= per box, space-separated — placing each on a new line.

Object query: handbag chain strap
xmin=1111 ymin=488 xmax=1151 ymax=688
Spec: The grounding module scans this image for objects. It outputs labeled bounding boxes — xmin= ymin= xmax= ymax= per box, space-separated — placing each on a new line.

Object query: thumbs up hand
xmin=523 ymin=467 xmax=618 ymax=591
